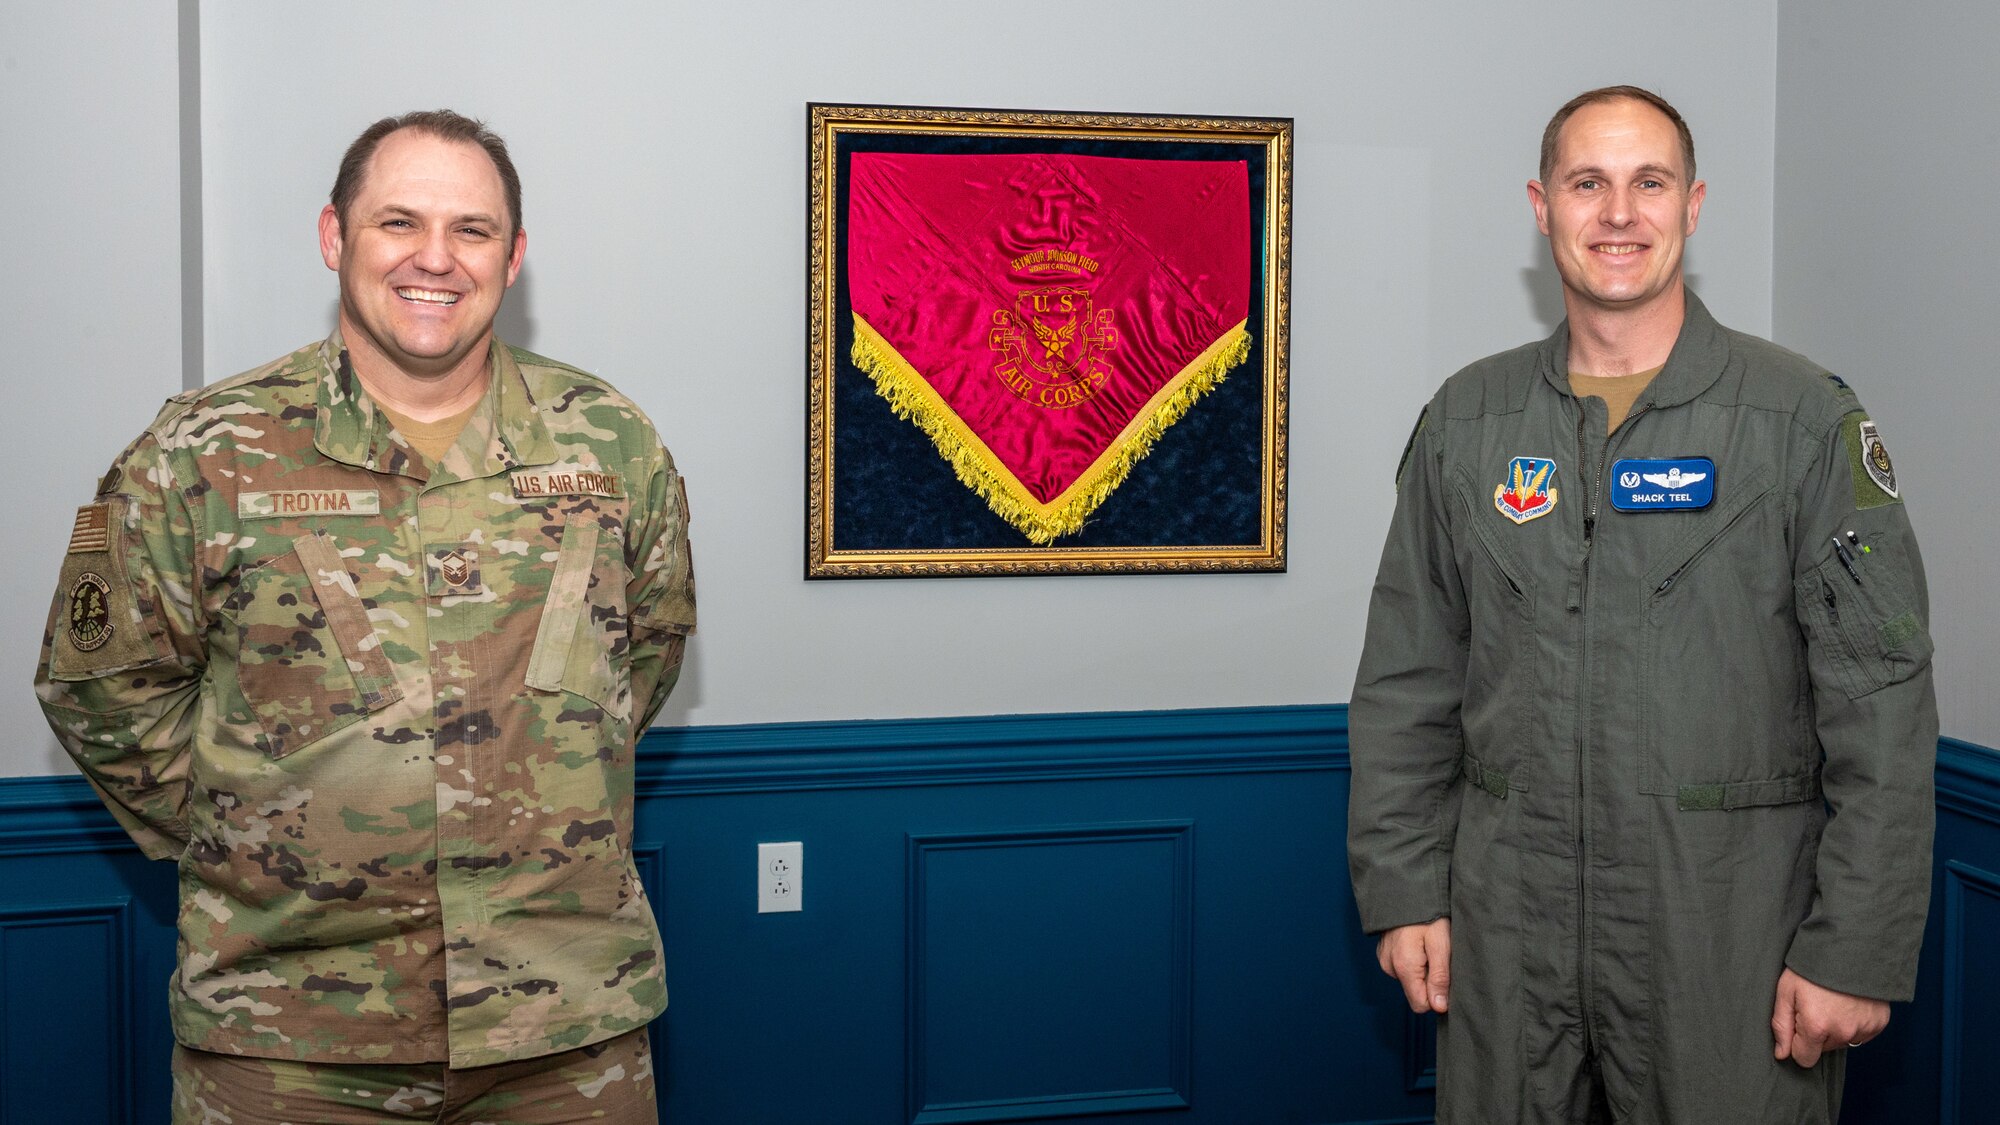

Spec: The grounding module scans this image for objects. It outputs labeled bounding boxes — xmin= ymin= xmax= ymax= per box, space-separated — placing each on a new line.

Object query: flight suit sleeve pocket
xmin=232 ymin=533 xmax=401 ymax=758
xmin=526 ymin=515 xmax=632 ymax=720
xmin=1793 ymin=531 xmax=1932 ymax=700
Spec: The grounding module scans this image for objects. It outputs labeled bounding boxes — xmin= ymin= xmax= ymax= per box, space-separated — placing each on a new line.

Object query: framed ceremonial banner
xmin=807 ymin=103 xmax=1292 ymax=577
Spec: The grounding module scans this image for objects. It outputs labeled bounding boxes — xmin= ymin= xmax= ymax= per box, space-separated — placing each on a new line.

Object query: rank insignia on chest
xmin=1494 ymin=456 xmax=1559 ymax=524
xmin=427 ymin=547 xmax=485 ymax=597
xmin=1610 ymin=458 xmax=1716 ymax=512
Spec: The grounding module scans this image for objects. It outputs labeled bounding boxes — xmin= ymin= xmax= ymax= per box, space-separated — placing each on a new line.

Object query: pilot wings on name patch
xmin=1610 ymin=458 xmax=1715 ymax=512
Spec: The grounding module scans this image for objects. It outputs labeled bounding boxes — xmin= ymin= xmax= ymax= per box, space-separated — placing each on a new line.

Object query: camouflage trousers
xmin=170 ymin=1027 xmax=656 ymax=1124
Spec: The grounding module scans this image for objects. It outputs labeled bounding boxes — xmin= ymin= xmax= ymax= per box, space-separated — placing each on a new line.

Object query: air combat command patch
xmin=1495 ymin=456 xmax=1559 ymax=524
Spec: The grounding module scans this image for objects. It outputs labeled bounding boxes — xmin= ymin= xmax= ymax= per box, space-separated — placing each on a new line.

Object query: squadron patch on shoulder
xmin=1494 ymin=456 xmax=1559 ymax=524
xmin=1842 ymin=413 xmax=1901 ymax=508
xmin=66 ymin=571 xmax=115 ymax=652
xmin=1859 ymin=421 xmax=1898 ymax=498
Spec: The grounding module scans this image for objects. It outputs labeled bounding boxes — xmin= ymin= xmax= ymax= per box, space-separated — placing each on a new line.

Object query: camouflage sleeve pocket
xmin=1794 ymin=530 xmax=1933 ymax=700
xmin=526 ymin=514 xmax=633 ymax=720
xmin=229 ymin=533 xmax=403 ymax=758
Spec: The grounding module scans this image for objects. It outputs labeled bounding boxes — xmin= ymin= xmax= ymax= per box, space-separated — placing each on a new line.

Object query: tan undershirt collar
xmin=1569 ymin=364 xmax=1664 ymax=434
xmin=378 ymin=399 xmax=480 ymax=465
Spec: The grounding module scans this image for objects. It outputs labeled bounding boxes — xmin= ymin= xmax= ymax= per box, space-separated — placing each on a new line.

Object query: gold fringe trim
xmin=850 ymin=313 xmax=1252 ymax=545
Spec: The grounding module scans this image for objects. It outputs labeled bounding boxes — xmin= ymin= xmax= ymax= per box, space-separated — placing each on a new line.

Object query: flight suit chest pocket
xmin=525 ymin=514 xmax=632 ymax=720
xmin=227 ymin=532 xmax=403 ymax=758
xmin=1638 ymin=469 xmax=1800 ymax=795
xmin=1641 ymin=467 xmax=1775 ymax=607
xmin=1449 ymin=467 xmax=1539 ymax=787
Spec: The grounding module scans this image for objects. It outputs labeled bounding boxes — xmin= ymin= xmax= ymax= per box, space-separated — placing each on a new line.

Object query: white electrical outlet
xmin=758 ymin=841 xmax=803 ymax=913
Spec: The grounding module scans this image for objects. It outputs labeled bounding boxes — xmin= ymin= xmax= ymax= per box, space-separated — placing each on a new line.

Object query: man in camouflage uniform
xmin=35 ymin=110 xmax=692 ymax=1122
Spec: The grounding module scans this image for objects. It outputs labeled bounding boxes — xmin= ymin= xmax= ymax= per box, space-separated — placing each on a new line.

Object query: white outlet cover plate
xmin=758 ymin=841 xmax=803 ymax=913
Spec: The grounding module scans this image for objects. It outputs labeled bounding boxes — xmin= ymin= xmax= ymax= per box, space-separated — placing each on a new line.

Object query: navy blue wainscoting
xmin=1842 ymin=738 xmax=2000 ymax=1125
xmin=2 ymin=707 xmax=1996 ymax=1124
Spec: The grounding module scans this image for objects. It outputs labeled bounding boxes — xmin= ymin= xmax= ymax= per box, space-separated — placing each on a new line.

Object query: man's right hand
xmin=1377 ymin=917 xmax=1452 ymax=1013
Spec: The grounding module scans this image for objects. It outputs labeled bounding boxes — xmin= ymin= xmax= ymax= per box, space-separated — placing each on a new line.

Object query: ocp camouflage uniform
xmin=36 ymin=333 xmax=694 ymax=1068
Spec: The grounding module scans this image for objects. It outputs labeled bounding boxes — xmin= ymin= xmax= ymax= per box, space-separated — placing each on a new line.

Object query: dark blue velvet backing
xmin=827 ymin=129 xmax=1275 ymax=555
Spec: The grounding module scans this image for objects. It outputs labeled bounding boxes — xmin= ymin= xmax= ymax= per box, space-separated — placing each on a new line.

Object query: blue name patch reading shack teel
xmin=1610 ymin=458 xmax=1715 ymax=512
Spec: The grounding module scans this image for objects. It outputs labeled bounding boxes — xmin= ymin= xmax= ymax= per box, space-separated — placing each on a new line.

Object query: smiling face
xmin=1528 ymin=97 xmax=1704 ymax=319
xmin=318 ymin=129 xmax=525 ymax=384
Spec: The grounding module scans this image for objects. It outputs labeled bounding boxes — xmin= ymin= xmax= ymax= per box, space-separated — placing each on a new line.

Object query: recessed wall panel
xmin=907 ymin=824 xmax=1192 ymax=1123
xmin=0 ymin=901 xmax=133 ymax=1125
xmin=1943 ymin=861 xmax=2000 ymax=1125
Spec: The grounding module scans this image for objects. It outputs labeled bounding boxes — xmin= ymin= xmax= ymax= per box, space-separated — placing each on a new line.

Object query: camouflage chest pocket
xmin=227 ymin=532 xmax=403 ymax=758
xmin=525 ymin=513 xmax=632 ymax=720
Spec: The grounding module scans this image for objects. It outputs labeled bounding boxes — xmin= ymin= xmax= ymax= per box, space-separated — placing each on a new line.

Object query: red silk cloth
xmin=848 ymin=151 xmax=1250 ymax=506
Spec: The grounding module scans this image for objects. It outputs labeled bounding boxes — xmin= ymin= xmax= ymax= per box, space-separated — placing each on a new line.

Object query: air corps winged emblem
xmin=1494 ymin=456 xmax=1559 ymax=524
xmin=988 ymin=285 xmax=1120 ymax=411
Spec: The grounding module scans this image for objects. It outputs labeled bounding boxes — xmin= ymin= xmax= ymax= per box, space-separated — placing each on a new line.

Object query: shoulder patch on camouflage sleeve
xmin=49 ymin=498 xmax=172 ymax=679
xmin=68 ymin=503 xmax=112 ymax=553
xmin=1841 ymin=410 xmax=1902 ymax=509
xmin=1396 ymin=406 xmax=1429 ymax=489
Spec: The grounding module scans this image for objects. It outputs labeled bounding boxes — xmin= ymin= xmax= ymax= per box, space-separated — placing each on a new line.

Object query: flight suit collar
xmin=1537 ymin=290 xmax=1731 ymax=410
xmin=313 ymin=331 xmax=560 ymax=482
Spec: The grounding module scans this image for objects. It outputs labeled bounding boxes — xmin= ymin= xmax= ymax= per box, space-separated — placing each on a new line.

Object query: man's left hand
xmin=1771 ymin=967 xmax=1889 ymax=1068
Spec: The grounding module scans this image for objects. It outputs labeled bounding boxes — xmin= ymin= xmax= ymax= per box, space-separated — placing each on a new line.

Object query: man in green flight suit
xmin=1348 ymin=86 xmax=1936 ymax=1123
xmin=35 ymin=110 xmax=693 ymax=1122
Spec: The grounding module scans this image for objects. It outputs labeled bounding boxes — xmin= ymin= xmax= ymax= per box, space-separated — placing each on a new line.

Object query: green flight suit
xmin=36 ymin=334 xmax=695 ymax=1068
xmin=1348 ymin=294 xmax=1936 ymax=1123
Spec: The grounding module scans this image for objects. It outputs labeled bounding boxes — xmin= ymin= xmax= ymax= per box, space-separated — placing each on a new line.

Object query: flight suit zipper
xmin=1573 ymin=405 xmax=1596 ymax=1059
xmin=1572 ymin=397 xmax=1647 ymax=1062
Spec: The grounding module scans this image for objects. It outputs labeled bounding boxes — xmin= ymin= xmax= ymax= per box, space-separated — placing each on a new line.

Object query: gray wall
xmin=1774 ymin=0 xmax=1999 ymax=748
xmin=2 ymin=3 xmax=187 ymax=776
xmin=6 ymin=1 xmax=1786 ymax=775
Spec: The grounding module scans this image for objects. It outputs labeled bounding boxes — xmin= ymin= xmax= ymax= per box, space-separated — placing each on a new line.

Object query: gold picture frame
xmin=807 ymin=103 xmax=1291 ymax=577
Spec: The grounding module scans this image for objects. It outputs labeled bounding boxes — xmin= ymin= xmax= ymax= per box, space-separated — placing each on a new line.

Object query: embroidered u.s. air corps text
xmin=511 ymin=467 xmax=623 ymax=499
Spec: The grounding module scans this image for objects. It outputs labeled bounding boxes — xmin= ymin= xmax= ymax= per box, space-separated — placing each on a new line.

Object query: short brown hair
xmin=329 ymin=109 xmax=522 ymax=238
xmin=1539 ymin=85 xmax=1695 ymax=184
